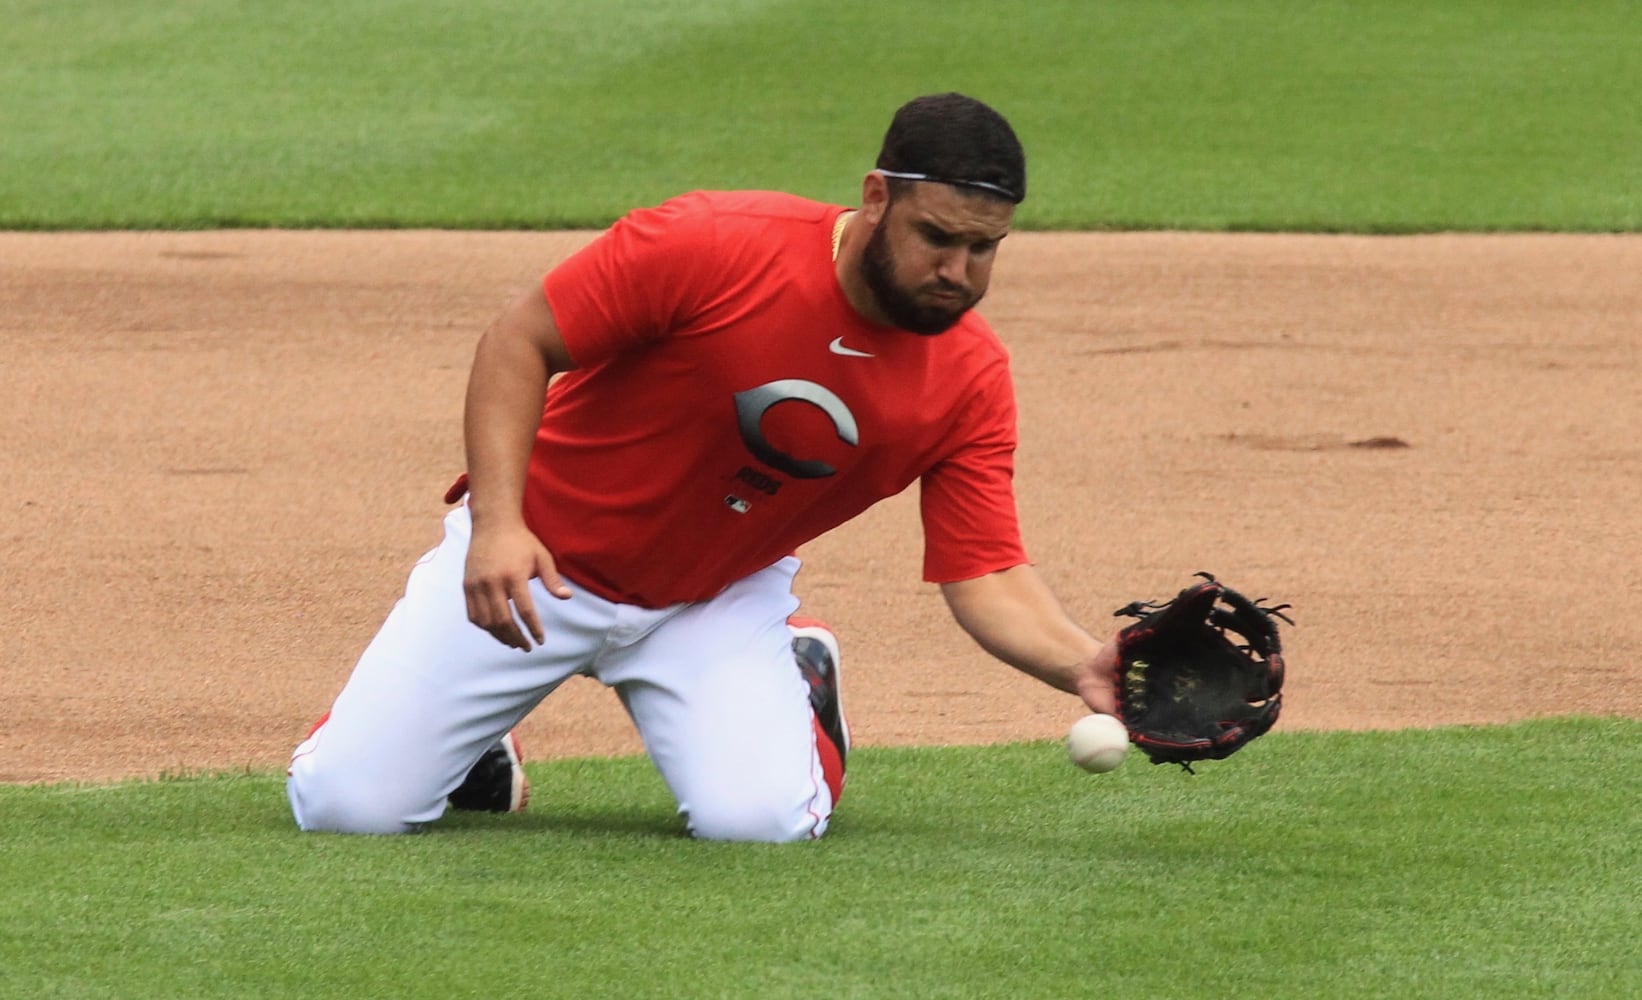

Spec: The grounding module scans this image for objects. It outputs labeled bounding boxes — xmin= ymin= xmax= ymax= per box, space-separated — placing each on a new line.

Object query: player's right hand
xmin=462 ymin=520 xmax=570 ymax=651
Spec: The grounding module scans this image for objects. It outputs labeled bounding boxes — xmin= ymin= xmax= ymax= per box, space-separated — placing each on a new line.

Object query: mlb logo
xmin=724 ymin=495 xmax=751 ymax=514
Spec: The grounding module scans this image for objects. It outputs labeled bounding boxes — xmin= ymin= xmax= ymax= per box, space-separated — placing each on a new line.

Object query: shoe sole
xmin=500 ymin=731 xmax=530 ymax=813
xmin=787 ymin=617 xmax=850 ymax=757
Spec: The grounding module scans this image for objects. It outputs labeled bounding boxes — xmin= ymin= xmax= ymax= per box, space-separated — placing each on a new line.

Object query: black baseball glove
xmin=1112 ymin=573 xmax=1290 ymax=770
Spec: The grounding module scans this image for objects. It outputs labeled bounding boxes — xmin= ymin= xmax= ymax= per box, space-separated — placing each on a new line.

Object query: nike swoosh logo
xmin=828 ymin=336 xmax=875 ymax=358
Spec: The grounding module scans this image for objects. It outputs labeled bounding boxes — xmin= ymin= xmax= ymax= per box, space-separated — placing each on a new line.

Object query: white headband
xmin=876 ymin=169 xmax=1023 ymax=203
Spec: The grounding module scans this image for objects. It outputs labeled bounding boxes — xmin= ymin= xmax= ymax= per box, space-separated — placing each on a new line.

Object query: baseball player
xmin=287 ymin=93 xmax=1121 ymax=842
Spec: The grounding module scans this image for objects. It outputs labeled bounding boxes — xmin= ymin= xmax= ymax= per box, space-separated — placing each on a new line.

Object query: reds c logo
xmin=732 ymin=379 xmax=859 ymax=479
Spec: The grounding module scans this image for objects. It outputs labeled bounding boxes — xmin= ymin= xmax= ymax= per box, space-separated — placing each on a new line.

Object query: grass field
xmin=3 ymin=719 xmax=1638 ymax=998
xmin=5 ymin=1 xmax=1639 ymax=996
xmin=2 ymin=0 xmax=1638 ymax=230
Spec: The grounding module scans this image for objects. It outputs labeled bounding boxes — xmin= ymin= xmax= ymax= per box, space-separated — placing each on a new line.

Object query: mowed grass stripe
xmin=1 ymin=1 xmax=1637 ymax=230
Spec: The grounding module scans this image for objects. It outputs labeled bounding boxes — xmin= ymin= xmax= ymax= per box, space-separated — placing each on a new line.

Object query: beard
xmin=859 ymin=220 xmax=979 ymax=336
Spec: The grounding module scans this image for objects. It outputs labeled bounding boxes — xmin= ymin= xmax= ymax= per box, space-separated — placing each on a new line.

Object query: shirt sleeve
xmin=918 ymin=362 xmax=1029 ymax=583
xmin=542 ymin=194 xmax=718 ymax=368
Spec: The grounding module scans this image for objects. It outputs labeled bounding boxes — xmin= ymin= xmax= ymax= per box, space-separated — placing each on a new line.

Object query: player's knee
xmin=286 ymin=763 xmax=428 ymax=836
xmin=682 ymin=793 xmax=832 ymax=843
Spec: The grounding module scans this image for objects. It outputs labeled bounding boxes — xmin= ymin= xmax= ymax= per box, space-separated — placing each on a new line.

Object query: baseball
xmin=1066 ymin=713 xmax=1129 ymax=773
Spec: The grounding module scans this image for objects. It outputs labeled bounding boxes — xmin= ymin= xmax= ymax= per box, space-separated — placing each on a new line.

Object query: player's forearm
xmin=940 ymin=564 xmax=1105 ymax=693
xmin=461 ymin=287 xmax=579 ymax=527
xmin=462 ymin=318 xmax=552 ymax=527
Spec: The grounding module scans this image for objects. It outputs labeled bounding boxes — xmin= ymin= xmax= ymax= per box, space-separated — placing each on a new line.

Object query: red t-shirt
xmin=531 ymin=190 xmax=1027 ymax=607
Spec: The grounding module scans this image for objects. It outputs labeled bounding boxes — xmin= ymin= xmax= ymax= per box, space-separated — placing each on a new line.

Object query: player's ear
xmin=860 ymin=171 xmax=890 ymax=223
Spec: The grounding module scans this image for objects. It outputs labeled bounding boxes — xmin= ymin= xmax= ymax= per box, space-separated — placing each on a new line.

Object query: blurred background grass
xmin=2 ymin=0 xmax=1637 ymax=230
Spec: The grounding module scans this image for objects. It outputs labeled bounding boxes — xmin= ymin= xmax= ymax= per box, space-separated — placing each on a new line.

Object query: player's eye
xmin=920 ymin=227 xmax=957 ymax=248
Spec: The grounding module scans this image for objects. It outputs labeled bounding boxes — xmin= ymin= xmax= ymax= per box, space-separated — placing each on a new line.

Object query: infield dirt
xmin=3 ymin=231 xmax=1638 ymax=783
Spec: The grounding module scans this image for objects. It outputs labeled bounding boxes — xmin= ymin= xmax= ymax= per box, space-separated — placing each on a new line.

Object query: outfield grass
xmin=2 ymin=0 xmax=1637 ymax=230
xmin=1 ymin=719 xmax=1636 ymax=998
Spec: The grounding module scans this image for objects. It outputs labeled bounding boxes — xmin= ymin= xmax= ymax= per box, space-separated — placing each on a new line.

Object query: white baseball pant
xmin=287 ymin=504 xmax=840 ymax=842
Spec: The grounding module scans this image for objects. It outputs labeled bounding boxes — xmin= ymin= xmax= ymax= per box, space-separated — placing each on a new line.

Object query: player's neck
xmin=832 ymin=211 xmax=892 ymax=327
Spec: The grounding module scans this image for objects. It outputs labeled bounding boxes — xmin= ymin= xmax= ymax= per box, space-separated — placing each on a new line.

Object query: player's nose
xmin=933 ymin=249 xmax=970 ymax=288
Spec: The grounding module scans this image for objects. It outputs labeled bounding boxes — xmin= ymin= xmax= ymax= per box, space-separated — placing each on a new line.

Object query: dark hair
xmin=875 ymin=93 xmax=1026 ymax=204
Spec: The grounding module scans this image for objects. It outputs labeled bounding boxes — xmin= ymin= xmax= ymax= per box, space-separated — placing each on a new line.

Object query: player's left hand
xmin=1074 ymin=641 xmax=1122 ymax=718
xmin=1110 ymin=573 xmax=1289 ymax=768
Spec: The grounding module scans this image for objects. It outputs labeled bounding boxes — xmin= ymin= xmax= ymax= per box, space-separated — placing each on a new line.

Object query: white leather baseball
xmin=1066 ymin=713 xmax=1129 ymax=773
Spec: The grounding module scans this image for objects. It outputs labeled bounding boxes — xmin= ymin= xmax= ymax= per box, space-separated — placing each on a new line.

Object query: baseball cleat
xmin=447 ymin=731 xmax=530 ymax=814
xmin=789 ymin=616 xmax=849 ymax=768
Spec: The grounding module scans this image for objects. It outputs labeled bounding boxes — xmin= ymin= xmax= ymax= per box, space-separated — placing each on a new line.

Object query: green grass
xmin=2 ymin=0 xmax=1638 ymax=230
xmin=2 ymin=718 xmax=1636 ymax=998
